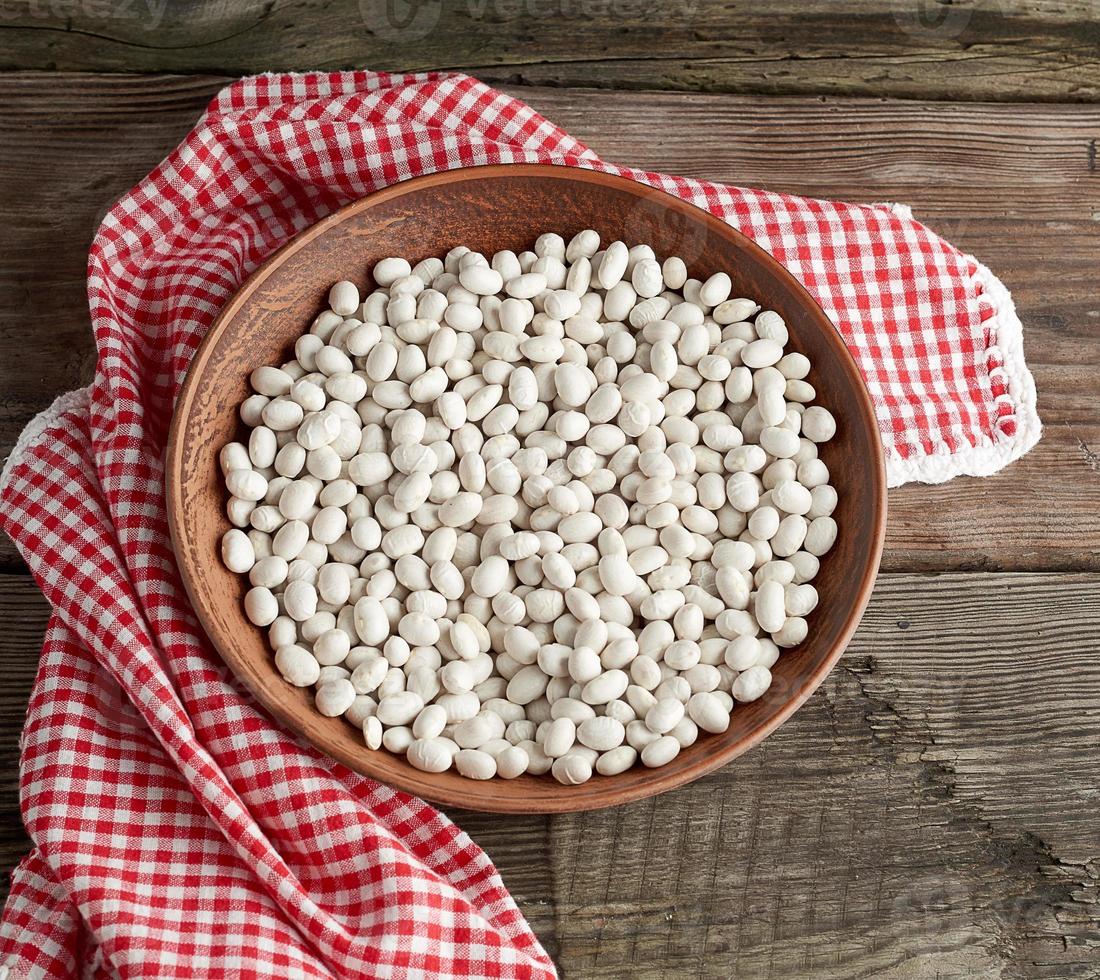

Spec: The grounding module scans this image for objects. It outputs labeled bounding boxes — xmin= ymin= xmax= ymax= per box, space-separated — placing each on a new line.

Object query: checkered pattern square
xmin=0 ymin=70 xmax=1038 ymax=978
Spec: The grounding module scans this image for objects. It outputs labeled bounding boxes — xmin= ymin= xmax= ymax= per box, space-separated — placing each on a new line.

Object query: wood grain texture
xmin=1 ymin=1 xmax=1100 ymax=102
xmin=0 ymin=20 xmax=1096 ymax=974
xmin=538 ymin=572 xmax=1100 ymax=977
xmin=0 ymin=576 xmax=46 ymax=907
xmin=1 ymin=77 xmax=1098 ymax=571
xmin=3 ymin=571 xmax=1097 ymax=973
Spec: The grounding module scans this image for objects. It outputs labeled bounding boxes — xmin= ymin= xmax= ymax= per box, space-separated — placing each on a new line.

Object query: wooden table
xmin=1 ymin=5 xmax=1098 ymax=976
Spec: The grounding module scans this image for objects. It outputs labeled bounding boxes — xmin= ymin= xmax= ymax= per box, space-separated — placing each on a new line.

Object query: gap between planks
xmin=1 ymin=1 xmax=1100 ymax=102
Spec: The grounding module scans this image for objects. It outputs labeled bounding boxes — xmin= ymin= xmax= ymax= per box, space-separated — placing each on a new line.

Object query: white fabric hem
xmin=0 ymin=388 xmax=91 ymax=495
xmin=882 ymin=259 xmax=1041 ymax=487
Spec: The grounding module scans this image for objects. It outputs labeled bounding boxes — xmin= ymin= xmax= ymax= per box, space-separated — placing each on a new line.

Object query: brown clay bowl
xmin=167 ymin=164 xmax=886 ymax=813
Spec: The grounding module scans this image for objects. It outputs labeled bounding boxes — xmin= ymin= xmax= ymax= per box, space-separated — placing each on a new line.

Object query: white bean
xmin=804 ymin=516 xmax=838 ymax=556
xmin=551 ymin=753 xmax=592 ymax=785
xmin=732 ymin=665 xmax=772 ymax=703
xmin=407 ymin=738 xmax=454 ymax=773
xmin=640 ymin=735 xmax=680 ymax=768
xmin=275 ymin=645 xmax=320 ymax=687
xmin=221 ymin=529 xmax=256 ymax=573
xmin=316 ymin=679 xmax=356 ymax=717
xmin=687 ymin=691 xmax=730 ymax=734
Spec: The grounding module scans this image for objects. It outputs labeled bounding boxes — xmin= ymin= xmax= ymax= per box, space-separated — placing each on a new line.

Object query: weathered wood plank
xmin=547 ymin=571 xmax=1100 ymax=978
xmin=3 ymin=571 xmax=1097 ymax=973
xmin=0 ymin=76 xmax=218 ymax=568
xmin=0 ymin=576 xmax=45 ymax=906
xmin=2 ymin=78 xmax=1097 ymax=570
xmin=1 ymin=1 xmax=1100 ymax=102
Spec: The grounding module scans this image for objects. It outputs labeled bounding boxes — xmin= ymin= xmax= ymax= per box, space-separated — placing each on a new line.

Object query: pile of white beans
xmin=219 ymin=231 xmax=838 ymax=785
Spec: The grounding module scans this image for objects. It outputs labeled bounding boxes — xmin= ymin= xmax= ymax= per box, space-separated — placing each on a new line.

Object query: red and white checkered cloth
xmin=0 ymin=70 xmax=1039 ymax=978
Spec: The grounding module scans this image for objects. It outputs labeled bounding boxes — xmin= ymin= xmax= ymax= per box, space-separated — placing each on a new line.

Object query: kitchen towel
xmin=0 ymin=70 xmax=1039 ymax=978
